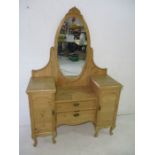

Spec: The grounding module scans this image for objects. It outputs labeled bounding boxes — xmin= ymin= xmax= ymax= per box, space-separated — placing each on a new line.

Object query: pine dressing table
xmin=26 ymin=7 xmax=122 ymax=146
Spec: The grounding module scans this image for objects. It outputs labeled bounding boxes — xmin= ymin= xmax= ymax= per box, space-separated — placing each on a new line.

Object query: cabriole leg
xmin=109 ymin=126 xmax=114 ymax=135
xmin=52 ymin=132 xmax=57 ymax=144
xmin=94 ymin=127 xmax=100 ymax=137
xmin=33 ymin=137 xmax=37 ymax=147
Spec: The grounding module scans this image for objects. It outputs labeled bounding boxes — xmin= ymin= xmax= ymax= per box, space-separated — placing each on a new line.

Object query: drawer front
xmin=57 ymin=110 xmax=96 ymax=126
xmin=57 ymin=100 xmax=96 ymax=113
xmin=32 ymin=93 xmax=55 ymax=105
xmin=32 ymin=97 xmax=53 ymax=110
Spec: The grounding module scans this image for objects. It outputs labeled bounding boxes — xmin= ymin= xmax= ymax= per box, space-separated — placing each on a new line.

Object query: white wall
xmin=20 ymin=0 xmax=135 ymax=125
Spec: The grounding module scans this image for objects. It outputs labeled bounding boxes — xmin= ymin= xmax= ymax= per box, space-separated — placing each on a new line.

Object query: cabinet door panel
xmin=97 ymin=93 xmax=117 ymax=127
xmin=32 ymin=94 xmax=54 ymax=134
xmin=33 ymin=108 xmax=52 ymax=134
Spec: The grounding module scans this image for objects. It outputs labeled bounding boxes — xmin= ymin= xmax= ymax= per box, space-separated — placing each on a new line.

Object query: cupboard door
xmin=31 ymin=93 xmax=55 ymax=135
xmin=97 ymin=92 xmax=117 ymax=127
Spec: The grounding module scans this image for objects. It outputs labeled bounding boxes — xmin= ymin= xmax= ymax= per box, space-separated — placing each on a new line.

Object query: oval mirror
xmin=57 ymin=17 xmax=87 ymax=76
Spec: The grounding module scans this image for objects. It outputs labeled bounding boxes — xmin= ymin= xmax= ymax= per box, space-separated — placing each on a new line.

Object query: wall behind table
xmin=20 ymin=0 xmax=135 ymax=125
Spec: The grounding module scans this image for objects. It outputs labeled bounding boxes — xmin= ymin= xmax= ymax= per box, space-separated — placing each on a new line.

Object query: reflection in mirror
xmin=58 ymin=17 xmax=87 ymax=76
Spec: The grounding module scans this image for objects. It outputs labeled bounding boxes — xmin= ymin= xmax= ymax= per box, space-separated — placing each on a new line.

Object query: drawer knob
xmin=73 ymin=113 xmax=79 ymax=117
xmin=51 ymin=110 xmax=55 ymax=115
xmin=74 ymin=103 xmax=79 ymax=106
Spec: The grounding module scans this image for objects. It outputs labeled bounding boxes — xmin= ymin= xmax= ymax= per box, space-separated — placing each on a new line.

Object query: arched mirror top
xmin=54 ymin=7 xmax=91 ymax=48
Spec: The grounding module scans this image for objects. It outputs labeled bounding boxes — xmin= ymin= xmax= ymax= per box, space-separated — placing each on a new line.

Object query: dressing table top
xmin=26 ymin=77 xmax=56 ymax=93
xmin=91 ymin=75 xmax=122 ymax=89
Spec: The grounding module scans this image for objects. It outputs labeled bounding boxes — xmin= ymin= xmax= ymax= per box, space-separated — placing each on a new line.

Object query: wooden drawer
xmin=32 ymin=93 xmax=55 ymax=101
xmin=57 ymin=110 xmax=96 ymax=126
xmin=57 ymin=100 xmax=96 ymax=113
xmin=31 ymin=93 xmax=55 ymax=108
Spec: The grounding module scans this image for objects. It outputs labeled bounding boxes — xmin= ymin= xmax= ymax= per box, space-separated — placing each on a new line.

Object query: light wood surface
xmin=57 ymin=100 xmax=96 ymax=113
xmin=56 ymin=86 xmax=97 ymax=103
xmin=27 ymin=77 xmax=56 ymax=93
xmin=91 ymin=75 xmax=122 ymax=89
xmin=90 ymin=75 xmax=122 ymax=136
xmin=57 ymin=110 xmax=96 ymax=126
xmin=26 ymin=7 xmax=122 ymax=146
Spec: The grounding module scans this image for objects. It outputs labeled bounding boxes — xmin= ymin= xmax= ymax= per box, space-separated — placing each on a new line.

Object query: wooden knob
xmin=74 ymin=103 xmax=79 ymax=106
xmin=73 ymin=113 xmax=79 ymax=117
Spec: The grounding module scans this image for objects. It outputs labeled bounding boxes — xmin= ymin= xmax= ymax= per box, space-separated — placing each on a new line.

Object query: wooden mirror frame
xmin=55 ymin=7 xmax=90 ymax=78
xmin=32 ymin=7 xmax=107 ymax=87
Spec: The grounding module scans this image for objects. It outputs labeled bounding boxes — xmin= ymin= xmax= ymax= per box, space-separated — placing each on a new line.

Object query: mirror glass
xmin=57 ymin=17 xmax=87 ymax=76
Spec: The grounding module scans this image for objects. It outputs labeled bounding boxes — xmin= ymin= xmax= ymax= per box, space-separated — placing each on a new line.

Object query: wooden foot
xmin=33 ymin=137 xmax=37 ymax=147
xmin=94 ymin=132 xmax=98 ymax=137
xmin=52 ymin=132 xmax=57 ymax=144
xmin=109 ymin=127 xmax=114 ymax=135
xmin=52 ymin=137 xmax=56 ymax=144
xmin=94 ymin=127 xmax=100 ymax=137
